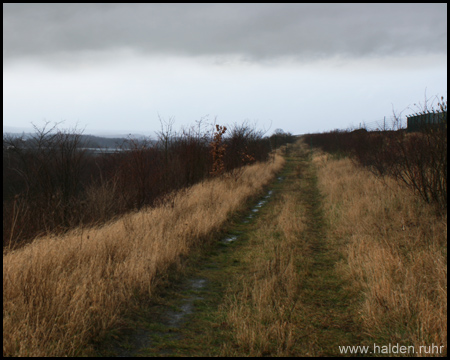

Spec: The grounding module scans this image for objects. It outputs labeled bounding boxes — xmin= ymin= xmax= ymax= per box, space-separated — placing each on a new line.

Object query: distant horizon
xmin=2 ymin=114 xmax=409 ymax=138
xmin=2 ymin=124 xmax=158 ymax=139
xmin=3 ymin=122 xmax=299 ymax=138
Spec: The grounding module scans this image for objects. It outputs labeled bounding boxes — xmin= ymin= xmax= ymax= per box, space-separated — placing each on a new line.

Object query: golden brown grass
xmin=313 ymin=152 xmax=447 ymax=355
xmin=3 ymin=155 xmax=285 ymax=357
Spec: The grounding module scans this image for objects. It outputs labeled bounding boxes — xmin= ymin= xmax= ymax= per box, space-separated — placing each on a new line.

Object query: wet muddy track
xmin=97 ymin=177 xmax=285 ymax=357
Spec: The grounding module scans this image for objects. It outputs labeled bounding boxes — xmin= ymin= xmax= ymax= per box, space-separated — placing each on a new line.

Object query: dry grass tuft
xmin=3 ymin=155 xmax=285 ymax=357
xmin=314 ymin=153 xmax=447 ymax=355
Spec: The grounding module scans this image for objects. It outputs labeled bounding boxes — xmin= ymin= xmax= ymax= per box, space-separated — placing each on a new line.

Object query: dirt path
xmin=95 ymin=144 xmax=370 ymax=357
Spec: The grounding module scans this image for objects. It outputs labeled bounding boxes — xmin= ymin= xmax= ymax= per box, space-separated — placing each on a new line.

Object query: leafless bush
xmin=304 ymin=96 xmax=447 ymax=212
xmin=383 ymin=115 xmax=446 ymax=210
xmin=3 ymin=122 xmax=88 ymax=248
xmin=3 ymin=119 xmax=281 ymax=249
xmin=363 ymin=97 xmax=447 ymax=211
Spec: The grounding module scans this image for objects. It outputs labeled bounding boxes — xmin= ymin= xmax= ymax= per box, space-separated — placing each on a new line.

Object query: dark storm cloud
xmin=3 ymin=3 xmax=447 ymax=63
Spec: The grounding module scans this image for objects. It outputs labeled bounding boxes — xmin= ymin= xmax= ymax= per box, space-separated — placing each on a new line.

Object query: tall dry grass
xmin=3 ymin=155 xmax=285 ymax=357
xmin=313 ymin=152 xmax=447 ymax=355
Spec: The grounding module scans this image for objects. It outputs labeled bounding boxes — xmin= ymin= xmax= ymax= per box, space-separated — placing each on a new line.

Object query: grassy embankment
xmin=115 ymin=139 xmax=446 ymax=357
xmin=3 ymin=138 xmax=446 ymax=357
xmin=3 ymin=153 xmax=285 ymax=357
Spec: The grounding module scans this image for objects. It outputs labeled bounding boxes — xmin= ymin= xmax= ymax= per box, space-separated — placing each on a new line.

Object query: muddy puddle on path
xmin=165 ymin=279 xmax=207 ymax=328
xmin=111 ymin=277 xmax=209 ymax=357
xmin=104 ymin=181 xmax=283 ymax=357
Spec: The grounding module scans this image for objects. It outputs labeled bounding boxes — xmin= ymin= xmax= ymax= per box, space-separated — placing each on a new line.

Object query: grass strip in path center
xmin=290 ymin=146 xmax=367 ymax=356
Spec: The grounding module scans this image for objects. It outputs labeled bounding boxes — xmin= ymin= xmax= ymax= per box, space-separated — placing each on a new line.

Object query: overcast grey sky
xmin=3 ymin=3 xmax=447 ymax=136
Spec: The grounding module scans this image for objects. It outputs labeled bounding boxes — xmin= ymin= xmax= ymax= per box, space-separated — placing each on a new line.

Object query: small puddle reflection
xmin=243 ymin=214 xmax=253 ymax=223
xmin=190 ymin=278 xmax=206 ymax=289
xmin=221 ymin=234 xmax=238 ymax=243
xmin=167 ymin=300 xmax=199 ymax=327
xmin=166 ymin=278 xmax=207 ymax=327
xmin=241 ymin=188 xmax=276 ymax=223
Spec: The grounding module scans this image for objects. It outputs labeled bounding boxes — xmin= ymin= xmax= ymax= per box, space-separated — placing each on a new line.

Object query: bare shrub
xmin=304 ymin=96 xmax=447 ymax=211
xmin=3 ymin=119 xmax=286 ymax=250
xmin=362 ymin=97 xmax=447 ymax=211
xmin=3 ymin=122 xmax=88 ymax=247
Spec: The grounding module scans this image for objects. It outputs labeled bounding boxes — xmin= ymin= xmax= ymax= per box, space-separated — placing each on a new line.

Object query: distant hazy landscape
xmin=3 ymin=125 xmax=155 ymax=148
